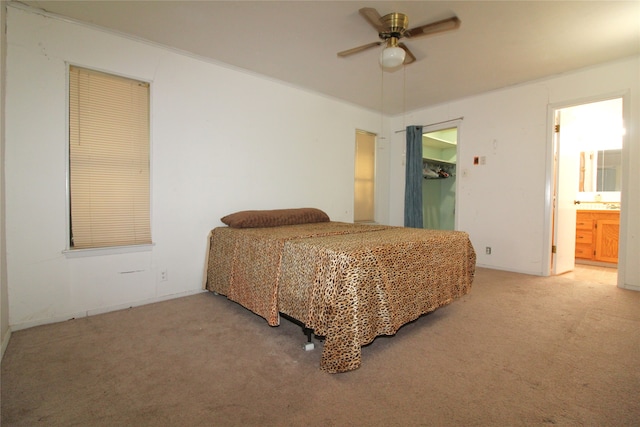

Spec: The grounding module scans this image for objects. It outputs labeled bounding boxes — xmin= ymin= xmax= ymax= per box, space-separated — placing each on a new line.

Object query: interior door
xmin=553 ymin=109 xmax=579 ymax=274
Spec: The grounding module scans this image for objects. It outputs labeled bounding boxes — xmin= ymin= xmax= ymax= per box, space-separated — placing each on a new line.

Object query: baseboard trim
xmin=1 ymin=327 xmax=11 ymax=362
xmin=475 ymin=264 xmax=543 ymax=276
xmin=620 ymin=283 xmax=640 ymax=292
xmin=10 ymin=289 xmax=207 ymax=332
xmin=575 ymin=260 xmax=618 ymax=268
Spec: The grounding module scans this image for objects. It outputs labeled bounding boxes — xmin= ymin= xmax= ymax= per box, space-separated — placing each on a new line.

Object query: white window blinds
xmin=69 ymin=66 xmax=151 ymax=249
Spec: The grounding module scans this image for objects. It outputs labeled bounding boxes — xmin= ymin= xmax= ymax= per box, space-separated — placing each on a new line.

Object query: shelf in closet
xmin=422 ymin=133 xmax=457 ymax=166
xmin=423 ymin=157 xmax=456 ymax=166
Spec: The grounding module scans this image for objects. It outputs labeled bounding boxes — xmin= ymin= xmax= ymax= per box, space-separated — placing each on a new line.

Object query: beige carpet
xmin=2 ymin=267 xmax=639 ymax=426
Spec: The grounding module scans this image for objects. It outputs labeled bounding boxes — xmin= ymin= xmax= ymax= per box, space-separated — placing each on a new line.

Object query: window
xmin=354 ymin=130 xmax=376 ymax=222
xmin=68 ymin=66 xmax=151 ymax=249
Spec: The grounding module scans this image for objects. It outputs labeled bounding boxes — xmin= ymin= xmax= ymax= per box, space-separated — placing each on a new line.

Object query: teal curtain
xmin=404 ymin=125 xmax=423 ymax=228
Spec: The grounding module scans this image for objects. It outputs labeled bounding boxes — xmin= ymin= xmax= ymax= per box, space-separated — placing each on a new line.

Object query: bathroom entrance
xmin=550 ymin=97 xmax=623 ymax=282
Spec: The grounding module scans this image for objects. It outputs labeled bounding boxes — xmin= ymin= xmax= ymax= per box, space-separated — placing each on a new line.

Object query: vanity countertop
xmin=576 ymin=208 xmax=620 ymax=213
xmin=575 ymin=204 xmax=620 ymax=211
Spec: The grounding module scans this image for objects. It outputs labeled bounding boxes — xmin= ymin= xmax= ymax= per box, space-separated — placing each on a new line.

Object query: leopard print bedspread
xmin=206 ymin=222 xmax=475 ymax=373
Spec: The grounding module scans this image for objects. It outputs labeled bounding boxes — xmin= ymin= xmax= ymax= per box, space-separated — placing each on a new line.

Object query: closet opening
xmin=422 ymin=127 xmax=457 ymax=230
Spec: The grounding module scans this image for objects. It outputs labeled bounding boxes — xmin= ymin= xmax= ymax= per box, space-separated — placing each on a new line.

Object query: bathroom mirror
xmin=579 ymin=149 xmax=622 ymax=192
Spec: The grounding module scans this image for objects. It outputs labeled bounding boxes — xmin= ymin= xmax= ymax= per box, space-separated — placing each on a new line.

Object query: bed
xmin=205 ymin=208 xmax=476 ymax=373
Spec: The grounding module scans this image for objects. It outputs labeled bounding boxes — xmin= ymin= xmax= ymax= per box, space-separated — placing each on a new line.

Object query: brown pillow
xmin=220 ymin=208 xmax=330 ymax=228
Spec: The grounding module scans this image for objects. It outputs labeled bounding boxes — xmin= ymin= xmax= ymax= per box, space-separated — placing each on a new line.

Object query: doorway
xmin=354 ymin=130 xmax=376 ymax=223
xmin=422 ymin=127 xmax=457 ymax=230
xmin=550 ymin=97 xmax=623 ymax=281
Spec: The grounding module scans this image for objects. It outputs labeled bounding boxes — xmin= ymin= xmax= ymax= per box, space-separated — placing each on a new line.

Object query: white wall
xmin=389 ymin=57 xmax=640 ymax=289
xmin=6 ymin=5 xmax=638 ymax=333
xmin=1 ymin=1 xmax=11 ymax=358
xmin=4 ymin=6 xmax=390 ymax=329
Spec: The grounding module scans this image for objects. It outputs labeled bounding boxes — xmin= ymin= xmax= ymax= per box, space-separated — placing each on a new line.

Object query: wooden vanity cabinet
xmin=575 ymin=217 xmax=594 ymax=259
xmin=575 ymin=210 xmax=620 ymax=264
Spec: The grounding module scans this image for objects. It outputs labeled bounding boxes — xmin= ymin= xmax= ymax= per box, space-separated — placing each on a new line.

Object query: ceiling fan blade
xmin=405 ymin=16 xmax=461 ymax=38
xmin=399 ymin=43 xmax=416 ymax=65
xmin=337 ymin=41 xmax=383 ymax=58
xmin=359 ymin=7 xmax=386 ymax=33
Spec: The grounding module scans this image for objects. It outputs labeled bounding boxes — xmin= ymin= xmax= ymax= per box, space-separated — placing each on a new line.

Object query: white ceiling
xmin=17 ymin=1 xmax=640 ymax=115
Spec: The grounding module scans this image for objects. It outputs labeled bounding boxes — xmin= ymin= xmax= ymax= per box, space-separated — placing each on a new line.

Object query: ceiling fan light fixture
xmin=339 ymin=8 xmax=460 ymax=70
xmin=379 ymin=45 xmax=405 ymax=69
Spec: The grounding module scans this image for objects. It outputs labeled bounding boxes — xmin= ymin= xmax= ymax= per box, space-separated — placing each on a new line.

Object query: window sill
xmin=63 ymin=243 xmax=155 ymax=258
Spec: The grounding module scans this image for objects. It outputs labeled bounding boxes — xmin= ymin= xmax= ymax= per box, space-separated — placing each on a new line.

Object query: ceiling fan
xmin=338 ymin=8 xmax=461 ymax=69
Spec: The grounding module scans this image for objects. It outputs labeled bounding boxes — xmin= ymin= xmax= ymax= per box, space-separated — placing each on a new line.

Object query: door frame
xmin=543 ymin=91 xmax=630 ymax=288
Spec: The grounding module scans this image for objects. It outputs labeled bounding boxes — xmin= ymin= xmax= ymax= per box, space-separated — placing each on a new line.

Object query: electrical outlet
xmin=160 ymin=269 xmax=168 ymax=281
xmin=485 ymin=247 xmax=492 ymax=255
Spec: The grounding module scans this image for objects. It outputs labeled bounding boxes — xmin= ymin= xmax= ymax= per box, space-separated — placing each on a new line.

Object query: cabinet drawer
xmin=575 ymin=244 xmax=593 ymax=259
xmin=575 ymin=230 xmax=593 ymax=244
xmin=576 ymin=219 xmax=593 ymax=230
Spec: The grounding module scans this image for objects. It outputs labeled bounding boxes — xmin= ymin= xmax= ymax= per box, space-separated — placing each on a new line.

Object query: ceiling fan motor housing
xmin=379 ymin=12 xmax=408 ymax=40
